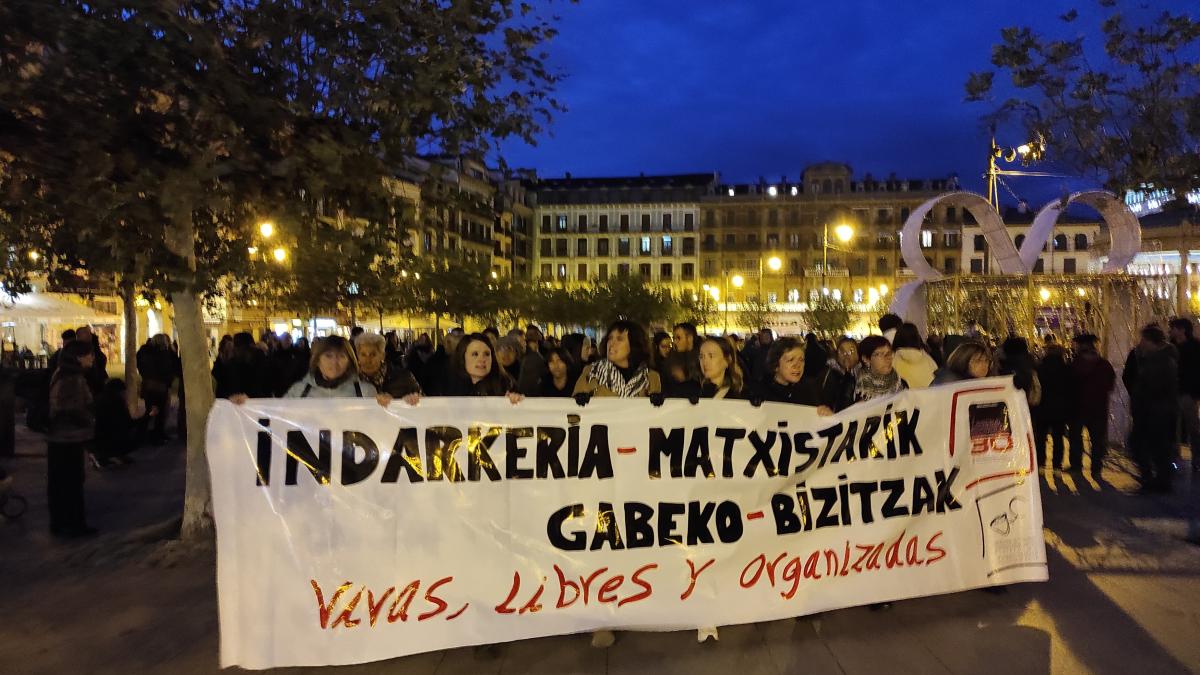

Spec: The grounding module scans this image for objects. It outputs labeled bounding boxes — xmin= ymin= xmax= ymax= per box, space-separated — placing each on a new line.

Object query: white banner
xmin=208 ymin=377 xmax=1047 ymax=670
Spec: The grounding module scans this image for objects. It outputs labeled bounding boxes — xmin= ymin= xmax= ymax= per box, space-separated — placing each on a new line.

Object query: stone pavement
xmin=2 ymin=421 xmax=1200 ymax=675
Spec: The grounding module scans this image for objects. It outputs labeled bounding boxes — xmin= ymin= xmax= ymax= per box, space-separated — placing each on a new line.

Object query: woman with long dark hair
xmin=698 ymin=336 xmax=745 ymax=399
xmin=443 ymin=333 xmax=523 ymax=402
xmin=535 ymin=347 xmax=578 ymax=397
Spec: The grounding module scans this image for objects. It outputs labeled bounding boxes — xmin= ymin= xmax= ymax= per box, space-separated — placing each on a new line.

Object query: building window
xmin=703 ymin=260 xmax=715 ymax=276
xmin=1034 ymin=258 xmax=1045 ymax=273
xmin=853 ymin=289 xmax=864 ymax=303
xmin=540 ymin=239 xmax=551 ymax=257
xmin=946 ymin=207 xmax=958 ymax=223
xmin=663 ymin=213 xmax=672 ymax=231
xmin=541 ymin=215 xmax=551 ymax=233
xmin=944 ymin=232 xmax=959 ymax=248
xmin=640 ymin=236 xmax=652 ymax=255
xmin=618 ymin=237 xmax=631 ymax=256
xmin=617 ymin=263 xmax=630 ymax=276
xmin=767 ymin=234 xmax=779 ymax=248
xmin=597 ymin=238 xmax=610 ymax=256
xmin=641 ymin=214 xmax=651 ymax=232
xmin=973 ymin=235 xmax=987 ymax=252
xmin=788 ymin=233 xmax=801 ymax=249
xmin=578 ymin=214 xmax=587 ymax=231
xmin=877 ymin=209 xmax=891 ymax=224
xmin=682 ymin=263 xmax=694 ymax=280
xmin=809 ymin=289 xmax=821 ymax=302
xmin=787 ymin=289 xmax=800 ymax=303
xmin=556 ymin=215 xmax=568 ymax=231
xmin=725 ymin=234 xmax=736 ymax=246
xmin=598 ymin=263 xmax=608 ymax=280
xmin=577 ymin=238 xmax=588 ymax=256
xmin=1064 ymin=258 xmax=1076 ymax=274
xmin=555 ymin=238 xmax=567 ymax=256
xmin=852 ymin=258 xmax=867 ymax=275
xmin=900 ymin=207 xmax=910 ymax=222
xmin=1054 ymin=234 xmax=1067 ymax=251
xmin=620 ymin=214 xmax=630 ymax=232
xmin=747 ymin=233 xmax=758 ymax=245
xmin=921 ymin=230 xmax=933 ymax=248
xmin=541 ymin=263 xmax=552 ymax=279
xmin=598 ymin=214 xmax=609 ymax=232
xmin=944 ymin=257 xmax=956 ymax=273
xmin=684 ymin=213 xmax=694 ymax=231
xmin=1075 ymin=234 xmax=1089 ymax=251
xmin=767 ymin=292 xmax=778 ymax=303
xmin=682 ymin=237 xmax=695 ymax=255
xmin=790 ymin=258 xmax=800 ymax=275
xmin=639 ymin=263 xmax=652 ymax=279
xmin=557 ymin=264 xmax=567 ymax=280
xmin=1014 ymin=234 xmax=1026 ymax=249
xmin=876 ymin=257 xmax=889 ymax=274
xmin=660 ymin=263 xmax=672 ymax=279
xmin=662 ymin=236 xmax=673 ymax=255
xmin=578 ymin=263 xmax=588 ymax=280
xmin=970 ymin=258 xmax=983 ymax=273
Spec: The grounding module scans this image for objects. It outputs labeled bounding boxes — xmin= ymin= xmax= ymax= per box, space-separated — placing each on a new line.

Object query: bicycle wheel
xmin=0 ymin=494 xmax=28 ymax=520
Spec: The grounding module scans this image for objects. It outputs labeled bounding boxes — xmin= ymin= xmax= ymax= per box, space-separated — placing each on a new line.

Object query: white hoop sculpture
xmin=888 ymin=190 xmax=1142 ymax=329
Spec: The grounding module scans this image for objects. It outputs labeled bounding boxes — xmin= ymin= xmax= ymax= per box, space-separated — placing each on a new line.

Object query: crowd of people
xmin=37 ymin=314 xmax=1196 ymax=576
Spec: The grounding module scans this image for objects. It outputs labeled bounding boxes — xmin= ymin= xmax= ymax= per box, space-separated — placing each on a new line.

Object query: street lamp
xmin=272 ymin=247 xmax=288 ymax=263
xmin=259 ymin=221 xmax=275 ymax=238
xmin=822 ymin=222 xmax=854 ymax=296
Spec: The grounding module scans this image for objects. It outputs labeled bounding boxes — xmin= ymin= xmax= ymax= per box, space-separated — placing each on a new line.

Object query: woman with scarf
xmin=573 ymin=319 xmax=661 ymax=399
xmin=855 ymin=335 xmax=907 ymax=402
xmin=572 ymin=320 xmax=658 ymax=650
xmin=353 ymin=332 xmax=421 ymax=404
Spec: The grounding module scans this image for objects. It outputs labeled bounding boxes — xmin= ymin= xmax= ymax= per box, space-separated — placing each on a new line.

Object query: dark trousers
xmin=1069 ymin=411 xmax=1108 ymax=475
xmin=47 ymin=441 xmax=87 ymax=533
xmin=1034 ymin=418 xmax=1068 ymax=468
xmin=143 ymin=381 xmax=169 ymax=440
xmin=1131 ymin=409 xmax=1176 ymax=488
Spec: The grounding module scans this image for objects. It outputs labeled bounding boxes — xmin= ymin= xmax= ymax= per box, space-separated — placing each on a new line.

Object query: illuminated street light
xmin=767 ymin=256 xmax=782 ymax=271
xmin=491 ymin=271 xmax=498 ymax=279
xmin=272 ymin=247 xmax=288 ymax=263
xmin=1039 ymin=287 xmax=1051 ymax=302
xmin=27 ymin=251 xmax=39 ymax=262
xmin=731 ymin=274 xmax=744 ymax=289
xmin=247 ymin=246 xmax=259 ymax=255
xmin=767 ymin=186 xmax=778 ymax=197
xmin=834 ymin=224 xmax=854 ymax=243
xmin=879 ymin=283 xmax=889 ymax=296
xmin=1076 ymin=287 xmax=1087 ymax=297
xmin=259 ymin=222 xmax=275 ymax=238
xmin=401 ymin=270 xmax=408 ymax=278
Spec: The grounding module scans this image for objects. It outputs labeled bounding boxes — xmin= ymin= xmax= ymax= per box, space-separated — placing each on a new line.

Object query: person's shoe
xmin=696 ymin=627 xmax=719 ymax=643
xmin=590 ymin=630 xmax=615 ymax=648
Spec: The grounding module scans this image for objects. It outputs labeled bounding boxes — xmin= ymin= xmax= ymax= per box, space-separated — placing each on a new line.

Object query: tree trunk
xmin=119 ymin=281 xmax=140 ymax=410
xmin=162 ymin=207 xmax=216 ymax=543
xmin=174 ymin=289 xmax=216 ymax=541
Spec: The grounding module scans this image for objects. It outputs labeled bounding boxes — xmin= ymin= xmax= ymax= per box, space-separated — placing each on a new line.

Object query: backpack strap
xmin=354 ymin=381 xmax=363 ymax=398
xmin=301 ymin=384 xmax=312 ymax=398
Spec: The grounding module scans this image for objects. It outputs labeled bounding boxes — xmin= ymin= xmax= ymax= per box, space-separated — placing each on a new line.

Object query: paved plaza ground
xmin=3 ymin=420 xmax=1200 ymax=675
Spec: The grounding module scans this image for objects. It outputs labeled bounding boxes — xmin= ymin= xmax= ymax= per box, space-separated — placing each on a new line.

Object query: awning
xmin=0 ymin=292 xmax=121 ymax=324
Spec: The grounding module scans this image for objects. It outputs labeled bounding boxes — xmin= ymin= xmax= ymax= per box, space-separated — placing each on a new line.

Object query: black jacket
xmin=753 ymin=378 xmax=824 ymax=406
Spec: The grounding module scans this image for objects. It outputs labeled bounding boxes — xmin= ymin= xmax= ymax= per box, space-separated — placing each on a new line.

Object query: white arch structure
xmin=889 ymin=189 xmax=1142 ymax=319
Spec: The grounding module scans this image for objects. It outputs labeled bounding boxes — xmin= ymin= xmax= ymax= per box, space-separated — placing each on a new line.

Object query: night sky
xmin=499 ymin=0 xmax=1193 ymax=205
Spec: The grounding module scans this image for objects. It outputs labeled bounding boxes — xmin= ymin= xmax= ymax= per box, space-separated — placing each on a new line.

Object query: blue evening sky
xmin=499 ymin=0 xmax=1193 ymax=204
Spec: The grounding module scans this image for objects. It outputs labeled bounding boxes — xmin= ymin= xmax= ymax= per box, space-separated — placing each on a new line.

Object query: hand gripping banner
xmin=208 ymin=378 xmax=1047 ymax=669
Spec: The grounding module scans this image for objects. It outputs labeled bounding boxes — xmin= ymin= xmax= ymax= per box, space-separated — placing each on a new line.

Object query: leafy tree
xmin=675 ymin=292 xmax=719 ymax=333
xmin=965 ymin=3 xmax=1200 ymax=197
xmin=735 ymin=295 xmax=775 ymax=335
xmin=589 ymin=276 xmax=678 ymax=329
xmin=804 ymin=295 xmax=852 ymax=339
xmin=0 ymin=1 xmax=563 ymax=540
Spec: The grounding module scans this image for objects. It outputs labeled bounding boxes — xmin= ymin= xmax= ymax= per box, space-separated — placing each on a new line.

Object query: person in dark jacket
xmin=354 ymin=332 xmax=421 ymax=403
xmin=75 ymin=326 xmax=108 ymax=394
xmin=442 ymin=333 xmax=521 ymax=400
xmin=670 ymin=322 xmax=702 ymax=382
xmin=698 ymin=336 xmax=746 ymax=399
xmin=214 ymin=332 xmax=270 ymax=399
xmin=47 ymin=340 xmax=97 ymax=537
xmin=1068 ymin=334 xmax=1115 ymax=478
xmin=1034 ymin=341 xmax=1073 ymax=470
xmin=136 ymin=333 xmax=179 ymax=444
xmin=932 ymin=341 xmax=993 ymax=384
xmin=535 ymin=347 xmax=578 ymax=398
xmin=752 ymin=337 xmax=831 ymax=413
xmin=819 ymin=336 xmax=859 ymax=412
xmin=802 ymin=333 xmax=829 ymax=384
xmin=740 ymin=328 xmax=774 ymax=388
xmin=1169 ymin=318 xmax=1200 ymax=473
xmin=93 ymin=378 xmax=155 ymax=468
xmin=1123 ymin=324 xmax=1179 ymax=492
xmin=997 ymin=337 xmax=1037 ymax=401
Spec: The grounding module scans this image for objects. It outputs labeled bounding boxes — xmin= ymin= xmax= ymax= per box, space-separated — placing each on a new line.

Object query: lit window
xmin=787 ymin=289 xmax=800 ymax=303
xmin=640 ymin=237 xmax=652 ymax=255
xmin=853 ymin=289 xmax=864 ymax=303
xmin=921 ymin=230 xmax=932 ymax=248
xmin=767 ymin=292 xmax=777 ymax=303
xmin=831 ymin=289 xmax=842 ymax=301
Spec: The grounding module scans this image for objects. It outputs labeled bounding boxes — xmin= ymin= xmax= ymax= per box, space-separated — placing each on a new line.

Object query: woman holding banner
xmin=753 ymin=337 xmax=832 ymax=415
xmin=280 ymin=336 xmax=391 ymax=406
xmin=932 ymin=341 xmax=994 ymax=385
xmin=854 ymin=336 xmax=908 ymax=402
xmin=572 ymin=319 xmax=661 ymax=400
xmin=698 ymin=336 xmax=746 ymax=400
xmin=442 ymin=333 xmax=524 ymax=403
